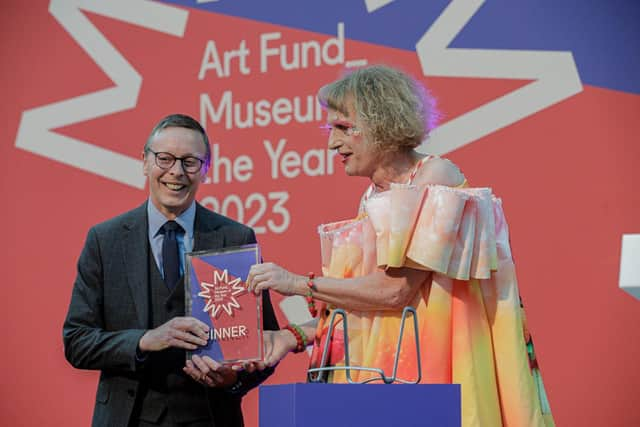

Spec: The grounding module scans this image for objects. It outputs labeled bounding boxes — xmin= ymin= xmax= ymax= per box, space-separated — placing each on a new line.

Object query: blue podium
xmin=259 ymin=383 xmax=460 ymax=427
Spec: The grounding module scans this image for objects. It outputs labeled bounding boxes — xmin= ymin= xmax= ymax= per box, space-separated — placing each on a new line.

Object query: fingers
xmin=246 ymin=274 xmax=265 ymax=295
xmin=141 ymin=317 xmax=211 ymax=352
xmin=164 ymin=317 xmax=209 ymax=349
xmin=193 ymin=356 xmax=221 ymax=383
xmin=262 ymin=346 xmax=276 ymax=368
xmin=195 ymin=356 xmax=238 ymax=388
xmin=188 ymin=356 xmax=217 ymax=386
xmin=184 ymin=359 xmax=215 ymax=387
xmin=247 ymin=263 xmax=273 ymax=294
xmin=247 ymin=263 xmax=298 ymax=296
xmin=186 ymin=356 xmax=268 ymax=389
xmin=167 ymin=329 xmax=207 ymax=350
xmin=252 ymin=276 xmax=273 ymax=295
xmin=262 ymin=330 xmax=295 ymax=367
xmin=172 ymin=316 xmax=210 ymax=339
xmin=230 ymin=361 xmax=263 ymax=373
xmin=243 ymin=362 xmax=258 ymax=373
xmin=262 ymin=331 xmax=275 ymax=365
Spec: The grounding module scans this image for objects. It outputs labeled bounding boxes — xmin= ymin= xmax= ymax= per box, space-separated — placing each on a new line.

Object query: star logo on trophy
xmin=198 ymin=268 xmax=247 ymax=318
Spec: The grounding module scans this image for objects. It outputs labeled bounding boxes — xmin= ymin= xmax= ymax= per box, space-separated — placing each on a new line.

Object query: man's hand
xmin=139 ymin=317 xmax=209 ymax=352
xmin=184 ymin=356 xmax=238 ymax=388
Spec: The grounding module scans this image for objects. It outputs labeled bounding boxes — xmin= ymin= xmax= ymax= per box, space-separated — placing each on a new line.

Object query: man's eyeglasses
xmin=319 ymin=123 xmax=362 ymax=137
xmin=146 ymin=150 xmax=205 ymax=173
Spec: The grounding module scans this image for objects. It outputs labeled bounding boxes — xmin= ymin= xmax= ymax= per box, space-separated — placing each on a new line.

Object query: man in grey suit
xmin=63 ymin=114 xmax=279 ymax=427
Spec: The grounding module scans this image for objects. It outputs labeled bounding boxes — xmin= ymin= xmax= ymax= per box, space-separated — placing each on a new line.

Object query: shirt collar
xmin=147 ymin=200 xmax=196 ymax=239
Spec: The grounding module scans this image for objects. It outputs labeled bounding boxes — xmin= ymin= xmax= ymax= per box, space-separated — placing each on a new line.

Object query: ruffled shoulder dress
xmin=311 ymin=156 xmax=554 ymax=427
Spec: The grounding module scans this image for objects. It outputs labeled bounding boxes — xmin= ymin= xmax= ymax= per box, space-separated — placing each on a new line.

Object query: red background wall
xmin=1 ymin=2 xmax=639 ymax=426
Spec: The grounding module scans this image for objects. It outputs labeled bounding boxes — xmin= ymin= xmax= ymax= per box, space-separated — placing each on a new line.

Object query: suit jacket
xmin=63 ymin=202 xmax=279 ymax=427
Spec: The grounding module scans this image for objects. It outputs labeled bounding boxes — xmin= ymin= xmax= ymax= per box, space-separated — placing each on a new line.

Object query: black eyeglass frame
xmin=145 ymin=149 xmax=206 ymax=173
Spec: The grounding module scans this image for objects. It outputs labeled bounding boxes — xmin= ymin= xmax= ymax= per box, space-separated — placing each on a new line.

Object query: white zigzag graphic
xmin=416 ymin=0 xmax=583 ymax=155
xmin=365 ymin=0 xmax=395 ymax=13
xmin=15 ymin=0 xmax=188 ymax=189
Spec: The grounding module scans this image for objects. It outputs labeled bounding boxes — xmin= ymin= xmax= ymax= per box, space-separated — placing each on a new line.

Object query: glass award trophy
xmin=185 ymin=243 xmax=263 ymax=365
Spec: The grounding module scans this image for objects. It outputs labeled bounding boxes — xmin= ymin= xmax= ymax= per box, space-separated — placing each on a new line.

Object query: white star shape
xmin=198 ymin=269 xmax=247 ymax=318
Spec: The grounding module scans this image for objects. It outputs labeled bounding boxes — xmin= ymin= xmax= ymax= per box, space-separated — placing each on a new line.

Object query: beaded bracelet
xmin=284 ymin=324 xmax=306 ymax=353
xmin=305 ymin=272 xmax=318 ymax=317
xmin=291 ymin=324 xmax=308 ymax=350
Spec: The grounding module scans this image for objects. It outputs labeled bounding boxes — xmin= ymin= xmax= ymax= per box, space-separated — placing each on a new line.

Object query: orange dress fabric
xmin=311 ymin=171 xmax=554 ymax=427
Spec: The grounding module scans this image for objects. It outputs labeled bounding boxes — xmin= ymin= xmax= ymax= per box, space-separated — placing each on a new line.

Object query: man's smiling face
xmin=144 ymin=126 xmax=208 ymax=219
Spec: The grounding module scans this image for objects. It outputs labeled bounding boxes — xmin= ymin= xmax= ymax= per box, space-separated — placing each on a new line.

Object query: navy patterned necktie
xmin=161 ymin=220 xmax=183 ymax=289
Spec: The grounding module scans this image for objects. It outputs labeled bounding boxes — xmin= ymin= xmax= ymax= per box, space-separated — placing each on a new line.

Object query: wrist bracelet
xmin=291 ymin=324 xmax=308 ymax=349
xmin=305 ymin=272 xmax=318 ymax=317
xmin=284 ymin=324 xmax=307 ymax=353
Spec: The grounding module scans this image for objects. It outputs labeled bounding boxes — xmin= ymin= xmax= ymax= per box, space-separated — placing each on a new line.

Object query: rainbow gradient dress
xmin=311 ymin=163 xmax=554 ymax=427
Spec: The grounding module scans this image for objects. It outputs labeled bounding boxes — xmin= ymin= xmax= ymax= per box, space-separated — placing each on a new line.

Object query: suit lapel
xmin=193 ymin=203 xmax=225 ymax=252
xmin=119 ymin=203 xmax=223 ymax=328
xmin=122 ymin=203 xmax=150 ymax=328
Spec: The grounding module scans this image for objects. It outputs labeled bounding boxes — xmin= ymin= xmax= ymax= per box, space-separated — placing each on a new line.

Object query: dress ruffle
xmin=318 ymin=216 xmax=377 ymax=279
xmin=364 ymin=184 xmax=511 ymax=280
xmin=314 ymin=181 xmax=554 ymax=427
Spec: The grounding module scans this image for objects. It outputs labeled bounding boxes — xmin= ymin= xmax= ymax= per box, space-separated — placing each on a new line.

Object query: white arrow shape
xmin=365 ymin=0 xmax=396 ymax=13
xmin=15 ymin=0 xmax=188 ymax=188
xmin=416 ymin=0 xmax=583 ymax=154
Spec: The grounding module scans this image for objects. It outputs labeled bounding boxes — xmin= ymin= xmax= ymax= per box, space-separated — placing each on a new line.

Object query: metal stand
xmin=307 ymin=306 xmax=422 ymax=384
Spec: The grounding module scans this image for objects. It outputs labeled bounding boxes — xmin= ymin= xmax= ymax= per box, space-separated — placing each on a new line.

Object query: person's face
xmin=143 ymin=126 xmax=208 ymax=219
xmin=326 ymin=106 xmax=380 ymax=178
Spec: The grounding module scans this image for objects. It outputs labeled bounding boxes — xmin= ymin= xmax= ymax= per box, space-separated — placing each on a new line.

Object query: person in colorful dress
xmin=246 ymin=65 xmax=554 ymax=427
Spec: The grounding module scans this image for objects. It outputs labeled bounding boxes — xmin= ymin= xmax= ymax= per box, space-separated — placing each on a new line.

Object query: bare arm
xmin=247 ymin=263 xmax=429 ymax=312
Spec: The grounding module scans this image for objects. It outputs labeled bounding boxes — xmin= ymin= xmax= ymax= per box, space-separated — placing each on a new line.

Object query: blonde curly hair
xmin=318 ymin=65 xmax=437 ymax=151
